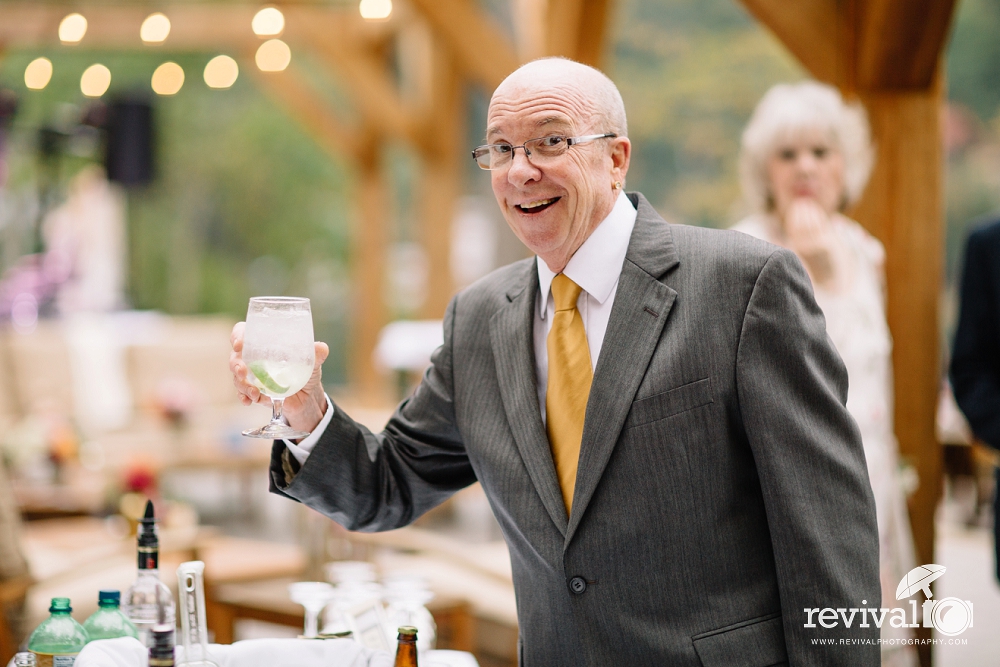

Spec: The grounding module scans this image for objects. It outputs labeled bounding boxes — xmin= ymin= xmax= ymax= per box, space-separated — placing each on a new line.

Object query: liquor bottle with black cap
xmin=123 ymin=500 xmax=176 ymax=646
xmin=394 ymin=626 xmax=418 ymax=667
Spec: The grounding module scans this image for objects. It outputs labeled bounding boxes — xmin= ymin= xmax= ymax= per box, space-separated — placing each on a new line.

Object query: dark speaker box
xmin=105 ymin=99 xmax=154 ymax=186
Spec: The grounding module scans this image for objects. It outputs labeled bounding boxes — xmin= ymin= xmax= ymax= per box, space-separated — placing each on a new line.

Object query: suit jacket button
xmin=569 ymin=576 xmax=587 ymax=594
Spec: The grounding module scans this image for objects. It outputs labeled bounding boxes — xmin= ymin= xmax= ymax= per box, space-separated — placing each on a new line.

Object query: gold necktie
xmin=546 ymin=273 xmax=593 ymax=515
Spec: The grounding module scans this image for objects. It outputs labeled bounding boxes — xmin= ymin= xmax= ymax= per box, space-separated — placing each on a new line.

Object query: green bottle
xmin=82 ymin=590 xmax=139 ymax=641
xmin=28 ymin=597 xmax=89 ymax=667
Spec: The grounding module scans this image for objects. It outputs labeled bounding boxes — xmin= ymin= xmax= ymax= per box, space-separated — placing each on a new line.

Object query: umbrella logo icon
xmin=895 ymin=564 xmax=974 ymax=636
xmin=896 ymin=564 xmax=946 ymax=600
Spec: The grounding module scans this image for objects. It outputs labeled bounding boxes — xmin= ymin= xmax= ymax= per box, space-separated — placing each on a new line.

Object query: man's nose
xmin=507 ymin=148 xmax=541 ymax=185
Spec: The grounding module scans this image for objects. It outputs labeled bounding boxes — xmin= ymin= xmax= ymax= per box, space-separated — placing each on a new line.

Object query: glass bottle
xmin=82 ymin=590 xmax=139 ymax=641
xmin=148 ymin=624 xmax=176 ymax=667
xmin=394 ymin=626 xmax=418 ymax=667
xmin=27 ymin=597 xmax=89 ymax=667
xmin=13 ymin=651 xmax=37 ymax=666
xmin=123 ymin=500 xmax=176 ymax=647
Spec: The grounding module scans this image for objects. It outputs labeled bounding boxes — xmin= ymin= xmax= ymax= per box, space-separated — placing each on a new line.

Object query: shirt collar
xmin=537 ymin=190 xmax=638 ymax=318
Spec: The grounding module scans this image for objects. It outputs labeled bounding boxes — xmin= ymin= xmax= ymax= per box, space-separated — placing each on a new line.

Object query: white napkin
xmin=75 ymin=637 xmax=393 ymax=667
xmin=75 ymin=637 xmax=147 ymax=667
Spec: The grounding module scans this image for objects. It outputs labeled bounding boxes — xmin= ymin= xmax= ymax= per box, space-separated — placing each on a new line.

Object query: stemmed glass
xmin=288 ymin=581 xmax=335 ymax=639
xmin=241 ymin=297 xmax=315 ymax=439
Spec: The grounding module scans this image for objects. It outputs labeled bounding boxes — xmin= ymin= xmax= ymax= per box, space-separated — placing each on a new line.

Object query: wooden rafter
xmin=250 ymin=64 xmax=360 ymax=161
xmin=407 ymin=0 xmax=520 ymax=91
xmin=737 ymin=0 xmax=841 ymax=84
xmin=573 ymin=0 xmax=615 ymax=68
xmin=855 ymin=0 xmax=958 ymax=89
xmin=546 ymin=0 xmax=586 ymax=61
xmin=286 ymin=12 xmax=416 ymax=144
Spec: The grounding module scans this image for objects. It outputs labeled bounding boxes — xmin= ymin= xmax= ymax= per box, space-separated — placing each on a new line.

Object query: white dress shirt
xmin=286 ymin=191 xmax=637 ymax=464
xmin=533 ymin=190 xmax=637 ymax=423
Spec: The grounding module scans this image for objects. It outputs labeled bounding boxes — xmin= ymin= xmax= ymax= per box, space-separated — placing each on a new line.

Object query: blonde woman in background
xmin=733 ymin=81 xmax=917 ymax=667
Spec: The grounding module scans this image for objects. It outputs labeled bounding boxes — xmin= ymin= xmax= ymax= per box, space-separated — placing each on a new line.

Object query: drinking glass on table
xmin=241 ymin=297 xmax=315 ymax=439
xmin=288 ymin=581 xmax=335 ymax=639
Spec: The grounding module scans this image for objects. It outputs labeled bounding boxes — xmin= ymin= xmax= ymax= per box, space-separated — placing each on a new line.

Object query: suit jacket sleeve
xmin=268 ymin=296 xmax=477 ymax=531
xmin=950 ymin=225 xmax=1000 ymax=448
xmin=736 ymin=248 xmax=881 ymax=664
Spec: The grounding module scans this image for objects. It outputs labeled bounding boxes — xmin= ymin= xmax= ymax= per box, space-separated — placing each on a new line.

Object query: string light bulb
xmin=80 ymin=64 xmax=111 ymax=97
xmin=59 ymin=13 xmax=88 ymax=44
xmin=204 ymin=55 xmax=239 ymax=89
xmin=255 ymin=39 xmax=291 ymax=72
xmin=252 ymin=7 xmax=285 ymax=36
xmin=141 ymin=13 xmax=172 ymax=44
xmin=151 ymin=62 xmax=185 ymax=95
xmin=24 ymin=58 xmax=53 ymax=90
xmin=359 ymin=0 xmax=392 ymax=20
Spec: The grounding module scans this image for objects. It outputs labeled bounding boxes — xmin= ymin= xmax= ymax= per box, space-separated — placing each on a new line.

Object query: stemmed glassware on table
xmin=288 ymin=582 xmax=335 ymax=639
xmin=241 ymin=297 xmax=315 ymax=439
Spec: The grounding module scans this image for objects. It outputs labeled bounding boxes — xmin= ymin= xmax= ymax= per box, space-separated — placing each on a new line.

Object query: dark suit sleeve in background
xmin=736 ymin=248 xmax=881 ymax=666
xmin=950 ymin=221 xmax=1000 ymax=449
xmin=268 ymin=296 xmax=477 ymax=531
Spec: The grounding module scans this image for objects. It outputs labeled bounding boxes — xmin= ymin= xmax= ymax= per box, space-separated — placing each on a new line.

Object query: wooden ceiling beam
xmin=855 ymin=0 xmax=958 ymax=89
xmin=737 ymin=0 xmax=842 ymax=85
xmin=286 ymin=13 xmax=416 ymax=144
xmin=546 ymin=0 xmax=585 ymax=60
xmin=407 ymin=0 xmax=520 ymax=91
xmin=573 ymin=0 xmax=615 ymax=68
xmin=546 ymin=0 xmax=616 ymax=66
xmin=250 ymin=62 xmax=361 ymax=162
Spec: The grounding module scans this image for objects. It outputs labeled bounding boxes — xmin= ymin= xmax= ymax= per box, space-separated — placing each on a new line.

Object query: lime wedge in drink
xmin=248 ymin=362 xmax=290 ymax=395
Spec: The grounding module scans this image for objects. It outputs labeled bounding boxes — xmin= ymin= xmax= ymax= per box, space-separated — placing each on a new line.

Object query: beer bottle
xmin=394 ymin=626 xmax=418 ymax=667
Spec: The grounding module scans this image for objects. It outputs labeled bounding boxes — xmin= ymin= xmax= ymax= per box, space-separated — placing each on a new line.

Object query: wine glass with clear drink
xmin=241 ymin=297 xmax=316 ymax=439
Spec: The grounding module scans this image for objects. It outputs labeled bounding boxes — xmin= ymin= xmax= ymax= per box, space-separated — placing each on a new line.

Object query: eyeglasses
xmin=472 ymin=133 xmax=617 ymax=171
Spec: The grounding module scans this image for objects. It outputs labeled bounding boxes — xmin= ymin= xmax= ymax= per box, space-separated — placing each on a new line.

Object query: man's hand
xmin=230 ymin=322 xmax=330 ymax=434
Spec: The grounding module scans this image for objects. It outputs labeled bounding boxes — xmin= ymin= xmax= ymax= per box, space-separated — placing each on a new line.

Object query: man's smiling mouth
xmin=515 ymin=197 xmax=560 ymax=213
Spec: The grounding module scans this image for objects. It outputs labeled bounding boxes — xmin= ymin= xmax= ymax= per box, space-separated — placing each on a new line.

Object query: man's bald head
xmin=491 ymin=58 xmax=628 ymax=138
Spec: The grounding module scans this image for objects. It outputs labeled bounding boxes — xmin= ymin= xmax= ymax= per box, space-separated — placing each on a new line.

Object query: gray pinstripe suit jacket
xmin=270 ymin=193 xmax=880 ymax=666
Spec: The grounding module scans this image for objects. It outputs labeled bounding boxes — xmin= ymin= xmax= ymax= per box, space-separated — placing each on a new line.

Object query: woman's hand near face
xmin=783 ymin=197 xmax=841 ymax=288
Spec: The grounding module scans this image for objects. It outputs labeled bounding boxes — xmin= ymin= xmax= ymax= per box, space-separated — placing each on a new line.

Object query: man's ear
xmin=610 ymin=137 xmax=631 ymax=185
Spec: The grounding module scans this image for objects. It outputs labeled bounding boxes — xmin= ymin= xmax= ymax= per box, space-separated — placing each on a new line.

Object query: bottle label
xmin=149 ymin=659 xmax=175 ymax=667
xmin=138 ymin=546 xmax=159 ymax=570
xmin=30 ymin=653 xmax=78 ymax=667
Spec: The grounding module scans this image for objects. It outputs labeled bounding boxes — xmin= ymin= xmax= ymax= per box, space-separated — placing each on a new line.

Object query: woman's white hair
xmin=739 ymin=81 xmax=874 ymax=213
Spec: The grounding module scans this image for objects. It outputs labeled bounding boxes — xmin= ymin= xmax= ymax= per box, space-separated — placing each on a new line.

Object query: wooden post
xmin=416 ymin=41 xmax=463 ymax=319
xmin=352 ymin=132 xmax=391 ymax=401
xmin=852 ymin=79 xmax=945 ymax=570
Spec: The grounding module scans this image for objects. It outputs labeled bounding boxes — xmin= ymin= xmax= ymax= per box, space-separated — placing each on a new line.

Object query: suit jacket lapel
xmin=490 ymin=263 xmax=569 ymax=536
xmin=565 ymin=193 xmax=680 ymax=545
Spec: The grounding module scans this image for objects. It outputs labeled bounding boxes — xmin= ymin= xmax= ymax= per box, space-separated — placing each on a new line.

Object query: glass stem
xmin=271 ymin=398 xmax=285 ymax=425
xmin=305 ymin=608 xmax=319 ymax=638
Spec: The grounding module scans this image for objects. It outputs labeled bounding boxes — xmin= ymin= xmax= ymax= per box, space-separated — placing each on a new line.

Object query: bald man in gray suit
xmin=231 ymin=59 xmax=879 ymax=666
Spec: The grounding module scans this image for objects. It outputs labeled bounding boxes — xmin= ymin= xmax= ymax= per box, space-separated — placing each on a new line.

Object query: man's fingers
xmin=315 ymin=341 xmax=330 ymax=366
xmin=231 ymin=322 xmax=246 ymax=352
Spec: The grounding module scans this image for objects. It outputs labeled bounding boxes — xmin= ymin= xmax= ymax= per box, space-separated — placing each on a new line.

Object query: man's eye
xmin=540 ymin=136 xmax=566 ymax=147
xmin=493 ymin=144 xmax=513 ymax=154
xmin=779 ymin=149 xmax=796 ymax=161
xmin=813 ymin=147 xmax=828 ymax=159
